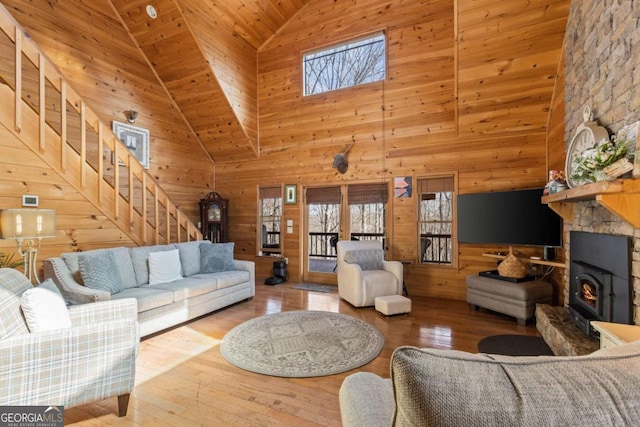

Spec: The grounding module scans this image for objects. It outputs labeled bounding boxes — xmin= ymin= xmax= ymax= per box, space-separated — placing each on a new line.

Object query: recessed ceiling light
xmin=146 ymin=5 xmax=157 ymax=19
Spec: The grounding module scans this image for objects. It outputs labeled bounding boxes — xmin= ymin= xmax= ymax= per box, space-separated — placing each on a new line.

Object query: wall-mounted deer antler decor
xmin=332 ymin=143 xmax=355 ymax=174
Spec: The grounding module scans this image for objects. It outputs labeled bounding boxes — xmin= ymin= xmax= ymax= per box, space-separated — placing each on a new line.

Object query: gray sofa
xmin=340 ymin=343 xmax=640 ymax=426
xmin=44 ymin=241 xmax=254 ymax=337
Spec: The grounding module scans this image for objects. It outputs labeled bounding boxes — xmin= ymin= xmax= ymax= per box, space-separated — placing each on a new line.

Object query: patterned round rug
xmin=220 ymin=310 xmax=384 ymax=377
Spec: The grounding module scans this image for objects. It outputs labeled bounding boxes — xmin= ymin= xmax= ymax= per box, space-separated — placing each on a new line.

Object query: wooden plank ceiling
xmin=109 ymin=0 xmax=310 ymax=163
xmin=3 ymin=0 xmax=567 ymax=165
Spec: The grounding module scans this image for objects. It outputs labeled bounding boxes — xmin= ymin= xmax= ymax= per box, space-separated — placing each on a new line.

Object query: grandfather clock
xmin=199 ymin=192 xmax=228 ymax=242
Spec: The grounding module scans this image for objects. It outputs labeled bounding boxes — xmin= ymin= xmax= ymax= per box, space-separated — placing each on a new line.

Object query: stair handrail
xmin=0 ymin=6 xmax=202 ymax=246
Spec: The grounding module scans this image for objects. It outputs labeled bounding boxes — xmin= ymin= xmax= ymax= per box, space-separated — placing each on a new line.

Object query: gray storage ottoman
xmin=466 ymin=275 xmax=553 ymax=325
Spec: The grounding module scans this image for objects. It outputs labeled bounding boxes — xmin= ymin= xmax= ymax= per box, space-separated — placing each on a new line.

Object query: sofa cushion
xmin=21 ymin=279 xmax=72 ymax=332
xmin=200 ymin=242 xmax=235 ymax=273
xmin=62 ymin=247 xmax=137 ymax=289
xmin=192 ymin=270 xmax=250 ymax=290
xmin=343 ymin=249 xmax=384 ymax=270
xmin=390 ymin=344 xmax=640 ymax=426
xmin=78 ymin=251 xmax=124 ymax=294
xmin=110 ymin=287 xmax=175 ymax=312
xmin=151 ymin=277 xmax=218 ymax=302
xmin=174 ymin=241 xmax=210 ymax=276
xmin=148 ymin=249 xmax=183 ymax=285
xmin=130 ymin=244 xmax=176 ymax=285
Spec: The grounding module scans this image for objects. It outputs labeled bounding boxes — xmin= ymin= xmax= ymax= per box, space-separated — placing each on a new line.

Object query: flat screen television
xmin=457 ymin=188 xmax=562 ymax=247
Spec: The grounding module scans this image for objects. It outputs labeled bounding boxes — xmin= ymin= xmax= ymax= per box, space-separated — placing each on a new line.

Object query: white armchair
xmin=336 ymin=240 xmax=403 ymax=307
xmin=0 ymin=268 xmax=139 ymax=416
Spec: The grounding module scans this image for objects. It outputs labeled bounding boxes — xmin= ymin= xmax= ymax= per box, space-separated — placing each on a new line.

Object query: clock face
xmin=565 ymin=127 xmax=596 ymax=188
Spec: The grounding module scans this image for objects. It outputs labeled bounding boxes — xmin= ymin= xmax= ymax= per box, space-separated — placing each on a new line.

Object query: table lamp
xmin=0 ymin=209 xmax=56 ymax=284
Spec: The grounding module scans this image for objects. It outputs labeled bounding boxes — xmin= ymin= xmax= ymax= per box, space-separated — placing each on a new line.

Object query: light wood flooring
xmin=65 ymin=281 xmax=542 ymax=426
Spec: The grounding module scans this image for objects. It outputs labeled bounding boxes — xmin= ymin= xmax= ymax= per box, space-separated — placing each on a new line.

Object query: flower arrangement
xmin=569 ymin=136 xmax=633 ymax=185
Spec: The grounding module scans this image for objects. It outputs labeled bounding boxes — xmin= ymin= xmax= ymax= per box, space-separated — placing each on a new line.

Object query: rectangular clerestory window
xmin=303 ymin=32 xmax=386 ymax=96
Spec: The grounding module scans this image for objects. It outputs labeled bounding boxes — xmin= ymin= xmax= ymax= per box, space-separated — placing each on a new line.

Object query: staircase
xmin=0 ymin=8 xmax=202 ymax=246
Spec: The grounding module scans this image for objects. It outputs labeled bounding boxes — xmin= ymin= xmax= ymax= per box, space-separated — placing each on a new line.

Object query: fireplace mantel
xmin=542 ymin=179 xmax=640 ymax=227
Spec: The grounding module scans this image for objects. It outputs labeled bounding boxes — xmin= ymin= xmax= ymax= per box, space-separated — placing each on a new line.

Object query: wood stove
xmin=569 ymin=231 xmax=632 ymax=337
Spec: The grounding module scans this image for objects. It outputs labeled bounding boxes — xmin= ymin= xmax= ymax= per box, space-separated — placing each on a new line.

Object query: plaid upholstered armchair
xmin=0 ymin=268 xmax=139 ymax=416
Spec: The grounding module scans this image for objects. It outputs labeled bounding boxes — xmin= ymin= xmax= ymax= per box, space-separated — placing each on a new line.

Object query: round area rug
xmin=477 ymin=334 xmax=554 ymax=356
xmin=220 ymin=310 xmax=384 ymax=377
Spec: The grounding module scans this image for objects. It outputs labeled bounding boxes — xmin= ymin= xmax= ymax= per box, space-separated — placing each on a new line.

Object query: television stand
xmin=466 ymin=275 xmax=553 ymax=325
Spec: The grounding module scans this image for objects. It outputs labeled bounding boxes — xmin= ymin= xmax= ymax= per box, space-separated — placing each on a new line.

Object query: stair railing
xmin=0 ymin=6 xmax=202 ymax=246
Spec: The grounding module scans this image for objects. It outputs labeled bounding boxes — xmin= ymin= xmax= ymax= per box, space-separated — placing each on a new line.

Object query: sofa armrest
xmin=382 ymin=260 xmax=403 ymax=291
xmin=339 ymin=372 xmax=395 ymax=427
xmin=43 ymin=258 xmax=111 ymax=303
xmin=0 ymin=319 xmax=138 ymax=407
xmin=68 ymin=298 xmax=138 ymax=326
xmin=233 ymin=259 xmax=256 ymax=295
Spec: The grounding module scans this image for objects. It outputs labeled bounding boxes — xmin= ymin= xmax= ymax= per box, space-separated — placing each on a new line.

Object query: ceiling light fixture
xmin=125 ymin=110 xmax=138 ymax=123
xmin=146 ymin=5 xmax=158 ymax=19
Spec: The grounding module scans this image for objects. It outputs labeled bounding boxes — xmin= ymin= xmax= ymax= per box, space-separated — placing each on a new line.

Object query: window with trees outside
xmin=417 ymin=177 xmax=455 ymax=265
xmin=303 ymin=32 xmax=386 ymax=96
xmin=259 ymin=186 xmax=282 ymax=256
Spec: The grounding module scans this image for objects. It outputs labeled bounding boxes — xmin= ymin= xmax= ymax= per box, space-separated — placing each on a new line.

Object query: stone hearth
xmin=536 ymin=305 xmax=599 ymax=356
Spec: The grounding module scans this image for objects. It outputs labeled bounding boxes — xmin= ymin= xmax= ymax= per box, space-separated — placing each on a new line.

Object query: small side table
xmin=590 ymin=321 xmax=640 ymax=349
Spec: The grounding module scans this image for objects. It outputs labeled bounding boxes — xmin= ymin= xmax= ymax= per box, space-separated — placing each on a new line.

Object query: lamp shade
xmin=0 ymin=209 xmax=56 ymax=239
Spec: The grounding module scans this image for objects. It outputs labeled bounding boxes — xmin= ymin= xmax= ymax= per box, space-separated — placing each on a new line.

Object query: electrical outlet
xmin=284 ymin=257 xmax=289 ymax=264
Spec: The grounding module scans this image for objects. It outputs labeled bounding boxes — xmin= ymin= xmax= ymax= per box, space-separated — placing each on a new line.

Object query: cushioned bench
xmin=466 ymin=275 xmax=552 ymax=325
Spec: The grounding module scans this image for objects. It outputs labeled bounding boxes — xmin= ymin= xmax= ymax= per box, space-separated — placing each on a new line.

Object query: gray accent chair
xmin=340 ymin=343 xmax=640 ymax=426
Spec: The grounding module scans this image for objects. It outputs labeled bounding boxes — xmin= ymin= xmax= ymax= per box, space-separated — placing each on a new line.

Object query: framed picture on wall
xmin=112 ymin=121 xmax=150 ymax=169
xmin=285 ymin=184 xmax=297 ymax=204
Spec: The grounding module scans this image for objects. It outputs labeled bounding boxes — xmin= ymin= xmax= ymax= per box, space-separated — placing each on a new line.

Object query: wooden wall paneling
xmin=457 ymin=0 xmax=569 ymax=137
xmin=213 ymin=0 xmax=568 ymax=289
xmin=178 ymin=0 xmax=259 ymax=142
xmin=1 ymin=0 xmax=571 ymax=297
xmin=0 ymin=124 xmax=135 ymax=278
xmin=110 ymin=0 xmax=258 ymax=161
xmin=3 ymin=0 xmax=215 ymax=226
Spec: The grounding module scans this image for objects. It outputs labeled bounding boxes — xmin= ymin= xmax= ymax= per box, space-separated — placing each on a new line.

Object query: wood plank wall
xmin=0 ymin=0 xmax=570 ymax=301
xmin=215 ymin=0 xmax=570 ymax=300
xmin=0 ymin=124 xmax=136 ymax=274
xmin=1 ymin=0 xmax=215 ymax=224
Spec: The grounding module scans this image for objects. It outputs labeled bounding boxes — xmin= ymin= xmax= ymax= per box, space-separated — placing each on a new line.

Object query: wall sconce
xmin=125 ymin=110 xmax=138 ymax=123
xmin=0 ymin=209 xmax=56 ymax=284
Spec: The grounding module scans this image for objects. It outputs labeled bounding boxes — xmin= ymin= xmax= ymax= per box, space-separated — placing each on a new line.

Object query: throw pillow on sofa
xmin=200 ymin=242 xmax=235 ymax=273
xmin=78 ymin=250 xmax=125 ymax=294
xmin=21 ymin=279 xmax=72 ymax=332
xmin=148 ymin=249 xmax=183 ymax=285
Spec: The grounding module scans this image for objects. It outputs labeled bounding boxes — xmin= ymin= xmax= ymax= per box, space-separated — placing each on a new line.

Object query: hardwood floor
xmin=65 ymin=280 xmax=542 ymax=426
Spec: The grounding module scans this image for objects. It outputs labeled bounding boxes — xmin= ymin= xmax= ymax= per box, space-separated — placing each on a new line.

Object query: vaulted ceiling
xmin=2 ymin=0 xmax=568 ymax=166
xmin=108 ymin=0 xmax=310 ymax=162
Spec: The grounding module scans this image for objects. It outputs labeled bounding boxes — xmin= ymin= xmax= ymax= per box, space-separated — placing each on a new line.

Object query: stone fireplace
xmin=560 ymin=0 xmax=640 ymax=325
